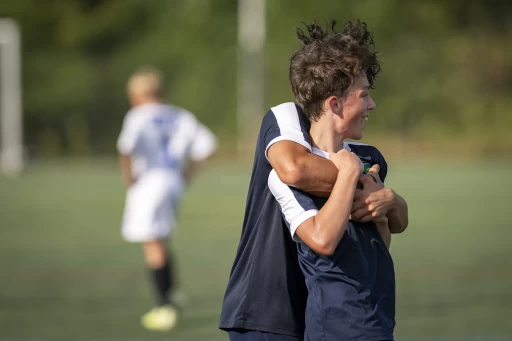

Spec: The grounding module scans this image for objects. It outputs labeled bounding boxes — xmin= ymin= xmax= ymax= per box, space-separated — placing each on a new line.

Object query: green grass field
xmin=0 ymin=159 xmax=511 ymax=341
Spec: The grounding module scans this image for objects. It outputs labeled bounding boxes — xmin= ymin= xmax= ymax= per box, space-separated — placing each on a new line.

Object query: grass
xmin=0 ymin=159 xmax=511 ymax=340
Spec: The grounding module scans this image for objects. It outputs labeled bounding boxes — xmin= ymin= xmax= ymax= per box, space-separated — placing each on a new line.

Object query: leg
xmin=122 ymin=171 xmax=182 ymax=331
xmin=143 ymin=239 xmax=176 ymax=307
xmin=140 ymin=239 xmax=179 ymax=331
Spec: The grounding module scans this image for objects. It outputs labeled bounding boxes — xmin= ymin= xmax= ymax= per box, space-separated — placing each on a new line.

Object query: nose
xmin=368 ymin=96 xmax=376 ymax=111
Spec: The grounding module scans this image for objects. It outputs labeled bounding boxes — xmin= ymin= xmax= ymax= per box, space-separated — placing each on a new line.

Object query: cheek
xmin=347 ymin=107 xmax=363 ymax=124
xmin=346 ymin=99 xmax=365 ymax=115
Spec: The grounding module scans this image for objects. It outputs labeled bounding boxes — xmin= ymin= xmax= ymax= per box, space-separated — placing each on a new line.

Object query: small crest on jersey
xmin=362 ymin=162 xmax=372 ymax=174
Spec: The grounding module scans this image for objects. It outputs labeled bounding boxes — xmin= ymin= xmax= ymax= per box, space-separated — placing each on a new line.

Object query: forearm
xmin=375 ymin=219 xmax=391 ymax=249
xmin=311 ymin=170 xmax=360 ymax=251
xmin=387 ymin=191 xmax=408 ymax=234
xmin=291 ymin=153 xmax=338 ymax=196
xmin=183 ymin=161 xmax=200 ymax=185
xmin=118 ymin=154 xmax=135 ymax=187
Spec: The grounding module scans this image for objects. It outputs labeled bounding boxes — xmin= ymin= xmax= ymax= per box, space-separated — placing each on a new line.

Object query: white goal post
xmin=0 ymin=18 xmax=23 ymax=176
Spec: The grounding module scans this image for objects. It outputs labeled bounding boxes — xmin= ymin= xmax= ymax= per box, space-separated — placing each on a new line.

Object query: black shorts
xmin=228 ymin=329 xmax=303 ymax=341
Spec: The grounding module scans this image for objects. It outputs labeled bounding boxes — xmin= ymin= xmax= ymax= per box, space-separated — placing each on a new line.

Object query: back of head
xmin=289 ymin=20 xmax=381 ymax=121
xmin=127 ymin=66 xmax=165 ymax=105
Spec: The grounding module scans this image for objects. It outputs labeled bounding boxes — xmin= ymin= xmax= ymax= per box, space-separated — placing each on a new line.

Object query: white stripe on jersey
xmin=264 ymin=102 xmax=312 ymax=161
xmin=268 ymin=169 xmax=318 ymax=241
xmin=268 ymin=146 xmax=359 ymax=241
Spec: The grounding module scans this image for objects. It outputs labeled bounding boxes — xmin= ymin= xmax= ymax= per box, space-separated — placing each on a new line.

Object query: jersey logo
xmin=152 ymin=116 xmax=179 ymax=169
xmin=362 ymin=162 xmax=372 ymax=174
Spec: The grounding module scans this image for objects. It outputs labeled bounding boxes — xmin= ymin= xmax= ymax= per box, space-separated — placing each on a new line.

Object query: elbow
xmin=402 ymin=217 xmax=409 ymax=232
xmin=310 ymin=236 xmax=337 ymax=256
xmin=316 ymin=246 xmax=336 ymax=257
xmin=306 ymin=220 xmax=343 ymax=256
xmin=314 ymin=243 xmax=336 ymax=257
xmin=276 ymin=161 xmax=304 ymax=186
xmin=390 ymin=218 xmax=408 ymax=234
xmin=399 ymin=219 xmax=409 ymax=233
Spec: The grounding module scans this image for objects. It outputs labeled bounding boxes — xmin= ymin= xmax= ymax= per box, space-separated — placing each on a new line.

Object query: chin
xmin=350 ymin=132 xmax=364 ymax=140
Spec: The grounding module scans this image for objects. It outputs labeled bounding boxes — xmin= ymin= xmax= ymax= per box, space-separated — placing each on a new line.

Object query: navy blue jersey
xmin=268 ymin=147 xmax=395 ymax=341
xmin=219 ymin=103 xmax=312 ymax=337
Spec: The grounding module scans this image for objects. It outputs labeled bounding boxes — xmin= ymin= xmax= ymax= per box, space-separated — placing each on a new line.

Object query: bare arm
xmin=267 ymin=140 xmax=338 ymax=197
xmin=268 ymin=140 xmax=409 ymax=233
xmin=118 ymin=153 xmax=135 ymax=187
xmin=294 ymin=151 xmax=362 ymax=256
xmin=375 ymin=217 xmax=391 ymax=249
xmin=183 ymin=143 xmax=217 ymax=185
xmin=183 ymin=160 xmax=202 ymax=185
xmin=386 ymin=191 xmax=408 ymax=234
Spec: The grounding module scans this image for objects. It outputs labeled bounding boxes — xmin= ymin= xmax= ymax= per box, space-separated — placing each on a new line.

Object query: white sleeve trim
xmin=268 ymin=169 xmax=318 ymax=242
xmin=289 ymin=209 xmax=318 ymax=242
xmin=265 ymin=135 xmax=312 ymax=162
xmin=264 ymin=102 xmax=312 ymax=161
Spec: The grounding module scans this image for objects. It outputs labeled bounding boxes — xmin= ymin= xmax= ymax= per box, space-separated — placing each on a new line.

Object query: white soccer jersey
xmin=117 ymin=103 xmax=217 ymax=242
xmin=117 ymin=103 xmax=218 ymax=179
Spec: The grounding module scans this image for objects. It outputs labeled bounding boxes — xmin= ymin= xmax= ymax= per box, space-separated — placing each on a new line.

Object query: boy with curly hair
xmin=220 ymin=20 xmax=407 ymax=341
xmin=269 ymin=20 xmax=396 ymax=340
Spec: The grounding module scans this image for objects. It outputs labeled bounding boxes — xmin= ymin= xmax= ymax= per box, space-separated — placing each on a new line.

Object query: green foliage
xmin=1 ymin=0 xmax=511 ymax=156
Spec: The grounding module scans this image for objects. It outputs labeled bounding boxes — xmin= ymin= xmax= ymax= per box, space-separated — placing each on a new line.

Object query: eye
xmin=361 ymin=93 xmax=369 ymax=97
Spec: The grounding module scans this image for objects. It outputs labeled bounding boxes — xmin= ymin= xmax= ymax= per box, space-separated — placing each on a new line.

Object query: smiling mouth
xmin=361 ymin=115 xmax=369 ymax=121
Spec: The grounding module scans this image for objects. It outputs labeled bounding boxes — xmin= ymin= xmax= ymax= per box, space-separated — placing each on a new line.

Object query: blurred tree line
xmin=1 ymin=0 xmax=511 ymax=157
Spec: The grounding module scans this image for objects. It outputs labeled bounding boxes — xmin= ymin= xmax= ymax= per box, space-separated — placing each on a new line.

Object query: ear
xmin=326 ymin=96 xmax=343 ymax=116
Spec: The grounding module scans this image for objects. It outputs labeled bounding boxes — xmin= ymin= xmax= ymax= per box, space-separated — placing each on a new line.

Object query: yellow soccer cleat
xmin=141 ymin=305 xmax=178 ymax=331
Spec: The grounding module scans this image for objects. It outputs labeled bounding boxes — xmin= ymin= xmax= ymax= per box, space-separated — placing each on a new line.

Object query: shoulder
xmin=260 ymin=102 xmax=310 ymax=138
xmin=121 ymin=107 xmax=147 ymax=129
xmin=263 ymin=102 xmax=309 ymax=128
xmin=165 ymin=104 xmax=198 ymax=124
xmin=269 ymin=102 xmax=300 ymax=118
xmin=346 ymin=142 xmax=385 ymax=160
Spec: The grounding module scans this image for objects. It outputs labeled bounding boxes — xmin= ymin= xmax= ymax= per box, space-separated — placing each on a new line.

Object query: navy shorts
xmin=228 ymin=329 xmax=303 ymax=341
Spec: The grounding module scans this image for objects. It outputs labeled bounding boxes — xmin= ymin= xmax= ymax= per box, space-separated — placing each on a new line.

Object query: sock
xmin=151 ymin=260 xmax=174 ymax=307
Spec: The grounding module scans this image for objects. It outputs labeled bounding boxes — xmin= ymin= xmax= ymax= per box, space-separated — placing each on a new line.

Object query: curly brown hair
xmin=289 ymin=20 xmax=381 ymax=121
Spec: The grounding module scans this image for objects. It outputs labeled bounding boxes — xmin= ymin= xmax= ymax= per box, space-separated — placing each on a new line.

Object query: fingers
xmin=351 ymin=212 xmax=373 ymax=223
xmin=353 ymin=189 xmax=366 ymax=200
xmin=359 ymin=214 xmax=374 ymax=223
xmin=360 ymin=173 xmax=383 ymax=188
xmin=351 ymin=208 xmax=370 ymax=221
xmin=359 ymin=174 xmax=375 ymax=186
xmin=369 ymin=164 xmax=380 ymax=173
xmin=366 ymin=164 xmax=383 ymax=185
xmin=351 ymin=199 xmax=367 ymax=213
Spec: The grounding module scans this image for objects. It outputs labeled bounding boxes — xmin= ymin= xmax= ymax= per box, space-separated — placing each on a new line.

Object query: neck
xmin=131 ymin=96 xmax=161 ymax=107
xmin=309 ymin=117 xmax=344 ymax=153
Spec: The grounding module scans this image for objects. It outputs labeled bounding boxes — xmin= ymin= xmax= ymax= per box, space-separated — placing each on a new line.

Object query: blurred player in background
xmin=117 ymin=66 xmax=218 ymax=331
